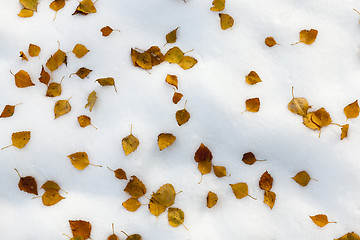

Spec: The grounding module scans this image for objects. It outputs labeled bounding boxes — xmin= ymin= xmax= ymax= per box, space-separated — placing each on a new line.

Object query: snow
xmin=1 ymin=0 xmax=360 ymax=239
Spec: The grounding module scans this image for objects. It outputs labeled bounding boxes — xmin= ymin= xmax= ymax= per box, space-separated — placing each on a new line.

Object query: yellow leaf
xmin=176 ymin=108 xmax=190 ymax=126
xmin=13 ymin=70 xmax=35 ymax=88
xmin=179 ymin=56 xmax=198 ymax=70
xmin=157 ymin=133 xmax=176 ymax=151
xmin=46 ymin=82 xmax=62 ymax=97
xmin=18 ymin=8 xmax=34 ymax=18
xmin=341 ymin=124 xmax=349 ymax=140
xmin=265 ymin=37 xmax=278 ymax=47
xmin=50 ymin=0 xmax=66 ymax=12
xmin=146 ymin=46 xmax=165 ymax=66
xmin=165 ymin=47 xmax=184 ymax=64
xmin=85 ymin=91 xmax=97 ymax=112
xmin=73 ymin=0 xmax=97 ymax=15
xmin=213 ymin=166 xmax=226 ymax=178
xmin=165 ymin=74 xmax=178 ymax=89
xmin=245 ymin=98 xmax=260 ymax=112
xmin=68 ymin=152 xmax=90 ymax=170
xmin=294 ymin=29 xmax=318 ymax=45
xmin=46 ymin=49 xmax=66 ymax=72
xmin=149 ymin=184 xmax=176 ymax=216
xmin=166 ymin=27 xmax=179 ymax=44
xmin=312 ymin=108 xmax=332 ymax=127
xmin=42 ymin=189 xmax=65 ymax=206
xmin=207 ymin=191 xmax=218 ymax=208
xmin=77 ymin=115 xmax=95 ymax=128
xmin=344 ymin=100 xmax=359 ymax=119
xmin=69 ymin=220 xmax=92 ymax=239
xmin=219 ymin=13 xmax=234 ymax=30
xmin=288 ymin=97 xmax=310 ymax=117
xmin=41 ymin=181 xmax=61 ymax=191
xmin=230 ymin=182 xmax=252 ymax=199
xmin=149 ymin=198 xmax=167 ymax=216
xmin=39 ymin=66 xmax=50 ymax=85
xmin=263 ymin=190 xmax=276 ymax=209
xmin=122 ymin=134 xmax=139 ymax=156
xmin=2 ymin=131 xmax=31 ymax=150
xmin=210 ymin=0 xmax=225 ymax=11
xmin=198 ymin=159 xmax=212 ymax=175
xmin=54 ymin=99 xmax=71 ymax=119
xmin=259 ymin=171 xmax=273 ymax=191
xmin=124 ymin=176 xmax=147 ymax=198
xmin=0 ymin=105 xmax=16 ymax=118
xmin=73 ymin=44 xmax=89 ymax=58
xmin=168 ymin=208 xmax=185 ymax=228
xmin=122 ymin=198 xmax=141 ymax=212
xmin=136 ymin=52 xmax=152 ymax=70
xmin=19 ymin=51 xmax=28 ymax=61
xmin=303 ymin=112 xmax=320 ymax=130
xmin=292 ymin=171 xmax=312 ymax=187
xmin=335 ymin=232 xmax=360 ymax=240
xmin=310 ymin=214 xmax=336 ymax=227
xmin=245 ymin=71 xmax=262 ymax=85
xmin=172 ymin=92 xmax=183 ymax=104
xmin=96 ymin=77 xmax=117 ymax=92
xmin=28 ymin=44 xmax=41 ymax=57
xmin=20 ymin=0 xmax=38 ymax=11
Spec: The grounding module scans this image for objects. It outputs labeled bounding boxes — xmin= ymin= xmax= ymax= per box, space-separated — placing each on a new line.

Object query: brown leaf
xmin=335 ymin=232 xmax=360 ymax=240
xmin=54 ymin=99 xmax=71 ymax=119
xmin=172 ymin=92 xmax=183 ymax=104
xmin=263 ymin=190 xmax=276 ymax=209
xmin=125 ymin=234 xmax=142 ymax=240
xmin=198 ymin=159 xmax=212 ymax=175
xmin=46 ymin=49 xmax=67 ymax=72
xmin=242 ymin=152 xmax=266 ymax=165
xmin=165 ymin=47 xmax=184 ymax=64
xmin=18 ymin=8 xmax=34 ymax=18
xmin=207 ymin=191 xmax=218 ymax=208
xmin=39 ymin=66 xmax=50 ymax=85
xmin=341 ymin=124 xmax=349 ymax=140
xmin=71 ymin=67 xmax=92 ymax=79
xmin=245 ymin=98 xmax=260 ymax=113
xmin=122 ymin=198 xmax=141 ymax=212
xmin=68 ymin=152 xmax=90 ymax=170
xmin=69 ymin=220 xmax=92 ymax=239
xmin=73 ymin=44 xmax=89 ymax=58
xmin=13 ymin=70 xmax=35 ymax=88
xmin=108 ymin=168 xmax=127 ymax=180
xmin=265 ymin=37 xmax=278 ymax=47
xmin=179 ymin=56 xmax=198 ymax=70
xmin=292 ymin=171 xmax=315 ymax=187
xmin=230 ymin=182 xmax=252 ymax=199
xmin=176 ymin=108 xmax=190 ymax=126
xmin=0 ymin=105 xmax=16 ymax=118
xmin=20 ymin=51 xmax=28 ymax=61
xmin=101 ymin=26 xmax=113 ymax=36
xmin=210 ymin=0 xmax=225 ymax=11
xmin=259 ymin=171 xmax=273 ymax=191
xmin=166 ymin=27 xmax=179 ymax=44
xmin=219 ymin=13 xmax=234 ymax=30
xmin=146 ymin=46 xmax=165 ymax=66
xmin=96 ymin=77 xmax=117 ymax=92
xmin=310 ymin=214 xmax=336 ymax=227
xmin=168 ymin=207 xmax=185 ymax=227
xmin=165 ymin=74 xmax=178 ymax=89
xmin=194 ymin=143 xmax=213 ymax=163
xmin=344 ymin=100 xmax=359 ymax=119
xmin=73 ymin=0 xmax=97 ymax=15
xmin=20 ymin=0 xmax=38 ymax=11
xmin=46 ymin=82 xmax=62 ymax=97
xmin=28 ymin=44 xmax=41 ymax=57
xmin=158 ymin=133 xmax=176 ymax=151
xmin=42 ymin=189 xmax=65 ymax=206
xmin=213 ymin=166 xmax=226 ymax=178
xmin=85 ymin=91 xmax=97 ymax=112
xmin=15 ymin=169 xmax=38 ymax=195
xmin=122 ymin=134 xmax=139 ymax=156
xmin=245 ymin=71 xmax=262 ymax=85
xmin=124 ymin=176 xmax=147 ymax=198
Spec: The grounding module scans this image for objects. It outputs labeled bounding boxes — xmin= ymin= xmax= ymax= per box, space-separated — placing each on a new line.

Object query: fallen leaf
xmin=124 ymin=176 xmax=147 ymax=198
xmin=101 ymin=26 xmax=113 ymax=36
xmin=124 ymin=234 xmax=142 ymax=240
xmin=207 ymin=191 xmax=218 ymax=208
xmin=96 ymin=77 xmax=117 ymax=92
xmin=288 ymin=88 xmax=310 ymax=117
xmin=179 ymin=56 xmax=198 ymax=70
xmin=78 ymin=115 xmax=96 ymax=129
xmin=20 ymin=0 xmax=38 ymax=11
xmin=15 ymin=169 xmax=38 ymax=195
xmin=198 ymin=159 xmax=212 ymax=175
xmin=107 ymin=224 xmax=119 ymax=240
xmin=213 ymin=166 xmax=226 ymax=178
xmin=172 ymin=92 xmax=183 ymax=104
xmin=341 ymin=124 xmax=349 ymax=140
xmin=194 ymin=143 xmax=213 ymax=163
xmin=165 ymin=74 xmax=178 ymax=89
xmin=303 ymin=112 xmax=320 ymax=130
xmin=230 ymin=182 xmax=254 ymax=199
xmin=12 ymin=70 xmax=35 ymax=88
xmin=245 ymin=71 xmax=262 ymax=85
xmin=46 ymin=49 xmax=67 ymax=72
xmin=176 ymin=108 xmax=190 ymax=126
xmin=19 ymin=51 xmax=28 ymax=61
xmin=294 ymin=29 xmax=318 ymax=45
xmin=210 ymin=0 xmax=225 ymax=11
xmin=50 ymin=0 xmax=66 ymax=13
xmin=312 ymin=108 xmax=332 ymax=127
xmin=263 ymin=190 xmax=276 ymax=209
xmin=344 ymin=100 xmax=359 ymax=119
xmin=219 ymin=13 xmax=234 ymax=30
xmin=122 ymin=134 xmax=139 ymax=156
xmin=292 ymin=171 xmax=317 ymax=187
xmin=2 ymin=131 xmax=31 ymax=150
xmin=54 ymin=99 xmax=71 ymax=119
xmin=146 ymin=46 xmax=165 ymax=66
xmin=135 ymin=52 xmax=152 ymax=70
xmin=165 ymin=47 xmax=184 ymax=64
xmin=310 ymin=214 xmax=336 ymax=227
xmin=122 ymin=198 xmax=141 ymax=212
xmin=259 ymin=171 xmax=273 ymax=191
xmin=265 ymin=37 xmax=278 ymax=47
xmin=335 ymin=232 xmax=360 ymax=240
xmin=73 ymin=0 xmax=97 ymax=15
xmin=72 ymin=44 xmax=89 ymax=58
xmin=42 ymin=188 xmax=65 ymax=206
xmin=149 ymin=183 xmax=176 ymax=216
xmin=46 ymin=80 xmax=62 ymax=97
xmin=71 ymin=67 xmax=92 ymax=79
xmin=0 ymin=105 xmax=17 ymax=118
xmin=245 ymin=98 xmax=260 ymax=113
xmin=28 ymin=44 xmax=41 ymax=57
xmin=108 ymin=167 xmax=127 ymax=180
xmin=18 ymin=8 xmax=34 ymax=18
xmin=68 ymin=152 xmax=90 ymax=170
xmin=85 ymin=91 xmax=97 ymax=112
xmin=148 ymin=197 xmax=167 ymax=217
xmin=39 ymin=66 xmax=50 ymax=85
xmin=168 ymin=208 xmax=185 ymax=228
xmin=41 ymin=180 xmax=61 ymax=191
xmin=242 ymin=152 xmax=266 ymax=165
xmin=158 ymin=133 xmax=176 ymax=151
xmin=69 ymin=220 xmax=92 ymax=239
xmin=166 ymin=27 xmax=179 ymax=44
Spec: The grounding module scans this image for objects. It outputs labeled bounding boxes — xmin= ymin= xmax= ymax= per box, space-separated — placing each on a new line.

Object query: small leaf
xmin=166 ymin=27 xmax=179 ymax=44
xmin=172 ymin=92 xmax=183 ymax=104
xmin=96 ymin=77 xmax=117 ymax=92
xmin=50 ymin=0 xmax=66 ymax=12
xmin=198 ymin=159 xmax=212 ymax=175
xmin=124 ymin=176 xmax=147 ymax=198
xmin=242 ymin=152 xmax=265 ymax=165
xmin=77 ymin=115 xmax=95 ymax=128
xmin=2 ymin=131 xmax=31 ymax=150
xmin=213 ymin=166 xmax=226 ymax=178
xmin=165 ymin=47 xmax=184 ymax=64
xmin=46 ymin=49 xmax=66 ymax=72
xmin=303 ymin=112 xmax=320 ymax=130
xmin=19 ymin=51 xmax=28 ymax=61
xmin=41 ymin=181 xmax=61 ymax=191
xmin=294 ymin=29 xmax=318 ymax=45
xmin=245 ymin=98 xmax=260 ymax=113
xmin=46 ymin=82 xmax=62 ymax=97
xmin=71 ymin=67 xmax=92 ymax=79
xmin=157 ymin=133 xmax=176 ymax=151
xmin=176 ymin=108 xmax=190 ymax=126
xmin=312 ymin=108 xmax=332 ymax=127
xmin=288 ymin=96 xmax=310 ymax=117
xmin=168 ymin=208 xmax=185 ymax=228
xmin=13 ymin=70 xmax=35 ymax=88
xmin=265 ymin=37 xmax=278 ymax=47
xmin=292 ymin=171 xmax=315 ymax=187
xmin=109 ymin=168 xmax=127 ymax=180
xmin=263 ymin=190 xmax=276 ymax=209
xmin=72 ymin=44 xmax=89 ymax=58
xmin=194 ymin=143 xmax=213 ymax=163
xmin=230 ymin=182 xmax=252 ymax=199
xmin=0 ymin=105 xmax=16 ymax=118
xmin=146 ymin=46 xmax=165 ymax=66
xmin=206 ymin=191 xmax=218 ymax=208
xmin=149 ymin=183 xmax=176 ymax=216
xmin=68 ymin=152 xmax=90 ymax=170
xmin=341 ymin=124 xmax=349 ymax=140
xmin=179 ymin=56 xmax=198 ymax=70
xmin=20 ymin=0 xmax=38 ymax=11
xmin=335 ymin=232 xmax=360 ymax=240
xmin=18 ymin=8 xmax=34 ymax=18
xmin=210 ymin=0 xmax=225 ymax=11
xmin=259 ymin=171 xmax=273 ymax=191
xmin=69 ymin=220 xmax=92 ymax=239
xmin=28 ymin=44 xmax=41 ymax=57
xmin=15 ymin=169 xmax=38 ymax=195
xmin=39 ymin=66 xmax=50 ymax=85
xmin=219 ymin=13 xmax=234 ymax=30
xmin=310 ymin=214 xmax=336 ymax=227
xmin=42 ymin=189 xmax=65 ymax=206
xmin=165 ymin=74 xmax=178 ymax=89
xmin=344 ymin=100 xmax=359 ymax=119
xmin=85 ymin=91 xmax=97 ymax=112
xmin=54 ymin=99 xmax=71 ymax=119
xmin=73 ymin=0 xmax=97 ymax=15
xmin=122 ymin=198 xmax=141 ymax=212
xmin=245 ymin=71 xmax=262 ymax=85
xmin=122 ymin=134 xmax=139 ymax=156
xmin=101 ymin=26 xmax=113 ymax=36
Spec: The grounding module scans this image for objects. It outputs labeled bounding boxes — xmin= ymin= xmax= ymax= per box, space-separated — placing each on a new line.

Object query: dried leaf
xmin=101 ymin=26 xmax=113 ymax=36
xmin=213 ymin=166 xmax=226 ymax=178
xmin=149 ymin=197 xmax=167 ymax=217
xmin=73 ymin=0 xmax=97 ymax=15
xmin=46 ymin=49 xmax=66 ymax=72
xmin=39 ymin=66 xmax=50 ymax=85
xmin=335 ymin=232 xmax=360 ymax=240
xmin=125 ymin=234 xmax=142 ymax=240
xmin=149 ymin=183 xmax=176 ymax=216
xmin=136 ymin=52 xmax=152 ymax=70
xmin=219 ymin=13 xmax=234 ymax=30
xmin=146 ymin=46 xmax=165 ymax=66
xmin=179 ymin=56 xmax=198 ymax=70
xmin=42 ymin=188 xmax=65 ymax=206
xmin=41 ymin=180 xmax=60 ymax=191
xmin=194 ymin=143 xmax=213 ymax=163
xmin=122 ymin=198 xmax=141 ymax=212
xmin=172 ymin=92 xmax=183 ymax=104
xmin=20 ymin=51 xmax=28 ymax=61
xmin=18 ymin=8 xmax=34 ymax=18
xmin=46 ymin=82 xmax=62 ymax=97
xmin=230 ymin=183 xmax=250 ymax=199
xmin=296 ymin=29 xmax=318 ymax=45
xmin=344 ymin=100 xmax=359 ymax=119
xmin=264 ymin=190 xmax=276 ymax=209
xmin=68 ymin=152 xmax=90 ymax=170
xmin=130 ymin=48 xmax=140 ymax=67
xmin=312 ymin=108 xmax=332 ymax=127
xmin=28 ymin=44 xmax=41 ymax=57
xmin=165 ymin=47 xmax=184 ymax=64
xmin=198 ymin=159 xmax=212 ymax=175
xmin=210 ymin=0 xmax=225 ymax=11
xmin=245 ymin=98 xmax=260 ymax=113
xmin=77 ymin=115 xmax=93 ymax=128
xmin=13 ymin=70 xmax=35 ymax=88
xmin=292 ymin=171 xmax=313 ymax=187
xmin=50 ymin=0 xmax=66 ymax=12
xmin=310 ymin=214 xmax=335 ymax=227
xmin=20 ymin=0 xmax=38 ymax=11
xmin=168 ymin=208 xmax=185 ymax=227
xmin=54 ymin=99 xmax=71 ymax=119
xmin=69 ymin=220 xmax=92 ymax=239
xmin=122 ymin=134 xmax=139 ymax=156
xmin=109 ymin=168 xmax=127 ymax=180
xmin=0 ymin=105 xmax=16 ymax=118
xmin=341 ymin=124 xmax=349 ymax=140
xmin=288 ymin=97 xmax=310 ymax=117
xmin=207 ymin=191 xmax=218 ymax=208
xmin=165 ymin=74 xmax=178 ymax=89
xmin=157 ymin=133 xmax=176 ymax=151
xmin=85 ymin=91 xmax=97 ymax=112
xmin=72 ymin=67 xmax=92 ymax=79
xmin=245 ymin=71 xmax=262 ymax=85
xmin=303 ymin=112 xmax=320 ymax=130
xmin=124 ymin=176 xmax=147 ymax=198
xmin=176 ymin=108 xmax=190 ymax=126
xmin=259 ymin=171 xmax=273 ymax=191
xmin=96 ymin=77 xmax=117 ymax=92
xmin=166 ymin=27 xmax=179 ymax=44
xmin=73 ymin=44 xmax=89 ymax=58
xmin=2 ymin=131 xmax=31 ymax=150
xmin=265 ymin=37 xmax=277 ymax=47
xmin=242 ymin=152 xmax=265 ymax=165
xmin=15 ymin=169 xmax=38 ymax=195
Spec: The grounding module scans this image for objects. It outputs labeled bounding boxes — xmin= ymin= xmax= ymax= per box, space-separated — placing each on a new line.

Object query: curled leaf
xmin=172 ymin=92 xmax=183 ymax=104
xmin=96 ymin=77 xmax=117 ymax=92
xmin=39 ymin=66 xmax=50 ymax=85
xmin=219 ymin=13 xmax=234 ymax=30
xmin=85 ymin=91 xmax=97 ymax=112
xmin=210 ymin=0 xmax=225 ymax=11
xmin=245 ymin=71 xmax=262 ymax=85
xmin=165 ymin=74 xmax=178 ymax=89
xmin=207 ymin=191 xmax=218 ymax=208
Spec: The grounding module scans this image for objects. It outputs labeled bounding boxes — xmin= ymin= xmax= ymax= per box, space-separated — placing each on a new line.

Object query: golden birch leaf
xmin=124 ymin=176 xmax=147 ymax=198
xmin=71 ymin=67 xmax=92 ymax=79
xmin=219 ymin=13 xmax=234 ymax=30
xmin=341 ymin=124 xmax=349 ymax=140
xmin=2 ymin=131 xmax=31 ymax=150
xmin=41 ymin=180 xmax=60 ymax=191
xmin=264 ymin=190 xmax=276 ymax=209
xmin=20 ymin=0 xmax=38 ymax=11
xmin=242 ymin=152 xmax=266 ymax=165
xmin=122 ymin=198 xmax=141 ymax=212
xmin=312 ymin=108 xmax=332 ymax=127
xmin=245 ymin=71 xmax=262 ymax=85
xmin=165 ymin=47 xmax=184 ymax=64
xmin=230 ymin=182 xmax=253 ymax=199
xmin=13 ymin=70 xmax=35 ymax=88
xmin=18 ymin=9 xmax=34 ymax=18
xmin=207 ymin=191 xmax=218 ymax=208
xmin=39 ymin=66 xmax=50 ymax=85
xmin=210 ymin=0 xmax=225 ymax=11
xmin=77 ymin=115 xmax=96 ymax=129
xmin=293 ymin=29 xmax=318 ymax=45
xmin=288 ymin=93 xmax=310 ymax=117
xmin=46 ymin=49 xmax=66 ymax=72
xmin=122 ymin=134 xmax=139 ymax=156
xmin=335 ymin=232 xmax=360 ymax=240
xmin=245 ymin=98 xmax=260 ymax=113
xmin=172 ymin=92 xmax=183 ymax=104
xmin=176 ymin=108 xmax=190 ymax=126
xmin=72 ymin=44 xmax=89 ymax=58
xmin=344 ymin=100 xmax=359 ymax=119
xmin=303 ymin=112 xmax=320 ymax=130
xmin=292 ymin=171 xmax=317 ymax=187
xmin=96 ymin=77 xmax=117 ymax=92
xmin=265 ymin=37 xmax=278 ymax=47
xmin=0 ymin=105 xmax=17 ymax=118
xmin=157 ymin=133 xmax=176 ymax=151
xmin=68 ymin=152 xmax=90 ymax=170
xmin=168 ymin=208 xmax=185 ymax=228
xmin=73 ymin=0 xmax=97 ymax=15
xmin=54 ymin=99 xmax=71 ymax=119
xmin=28 ymin=44 xmax=41 ymax=57
xmin=42 ymin=189 xmax=65 ymax=206
xmin=46 ymin=82 xmax=62 ymax=97
xmin=166 ymin=27 xmax=179 ymax=44
xmin=198 ymin=159 xmax=212 ymax=175
xmin=165 ymin=74 xmax=178 ymax=89
xmin=213 ymin=166 xmax=226 ymax=178
xmin=179 ymin=56 xmax=198 ymax=70
xmin=310 ymin=214 xmax=336 ymax=227
xmin=19 ymin=51 xmax=28 ymax=61
xmin=50 ymin=0 xmax=66 ymax=12
xmin=69 ymin=220 xmax=92 ymax=239
xmin=108 ymin=167 xmax=127 ymax=180
xmin=85 ymin=91 xmax=97 ymax=112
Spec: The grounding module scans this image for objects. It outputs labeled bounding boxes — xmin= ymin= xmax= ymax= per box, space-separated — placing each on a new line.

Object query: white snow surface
xmin=1 ymin=0 xmax=360 ymax=239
